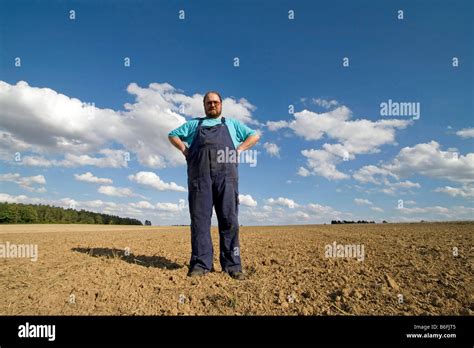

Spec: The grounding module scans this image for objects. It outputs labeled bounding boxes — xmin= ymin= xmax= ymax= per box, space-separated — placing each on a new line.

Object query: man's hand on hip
xmin=182 ymin=147 xmax=189 ymax=158
xmin=168 ymin=136 xmax=189 ymax=158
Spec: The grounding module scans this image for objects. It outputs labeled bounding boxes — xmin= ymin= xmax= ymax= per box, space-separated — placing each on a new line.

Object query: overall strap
xmin=221 ymin=117 xmax=226 ymax=124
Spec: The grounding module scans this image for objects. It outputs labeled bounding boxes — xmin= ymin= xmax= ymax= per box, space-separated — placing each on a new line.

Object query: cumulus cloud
xmin=263 ymin=142 xmax=280 ymax=158
xmin=305 ymin=203 xmax=341 ymax=216
xmin=20 ymin=149 xmax=129 ymax=168
xmin=266 ymin=120 xmax=289 ymax=131
xmin=98 ymin=185 xmax=136 ymax=197
xmin=393 ymin=204 xmax=473 ymax=221
xmin=0 ymin=173 xmax=46 ymax=192
xmin=238 ymin=194 xmax=257 ymax=207
xmin=239 ymin=198 xmax=348 ymax=225
xmin=74 ymin=172 xmax=113 ymax=184
xmin=127 ymin=171 xmax=186 ymax=192
xmin=292 ymin=211 xmax=310 ymax=219
xmin=352 ymin=165 xmax=397 ymax=185
xmin=0 ymin=80 xmax=259 ymax=169
xmin=397 ymin=205 xmax=451 ymax=216
xmin=456 ymin=128 xmax=474 ymax=139
xmin=268 ymin=105 xmax=411 ymax=180
xmin=383 ymin=141 xmax=474 ymax=184
xmin=0 ymin=192 xmax=41 ymax=204
xmin=221 ymin=97 xmax=259 ymax=125
xmin=312 ymin=98 xmax=339 ymax=109
xmin=297 ymin=166 xmax=311 ymax=177
xmin=299 ymin=149 xmax=349 ymax=180
xmin=129 ymin=201 xmax=155 ymax=210
xmin=130 ymin=199 xmax=186 ymax=212
xmin=354 ymin=142 xmax=473 ymax=196
xmin=156 ymin=199 xmax=186 ymax=212
xmin=354 ymin=198 xmax=372 ymax=205
xmin=435 ymin=184 xmax=474 ymax=198
xmin=265 ymin=197 xmax=298 ymax=209
xmin=352 ymin=164 xmax=422 ymax=195
xmin=378 ymin=180 xmax=421 ymax=196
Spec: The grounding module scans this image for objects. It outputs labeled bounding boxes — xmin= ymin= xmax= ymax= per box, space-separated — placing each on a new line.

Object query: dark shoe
xmin=187 ymin=268 xmax=208 ymax=277
xmin=227 ymin=270 xmax=246 ymax=280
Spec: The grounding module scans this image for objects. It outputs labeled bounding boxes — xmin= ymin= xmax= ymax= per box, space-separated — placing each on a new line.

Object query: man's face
xmin=204 ymin=93 xmax=222 ymax=118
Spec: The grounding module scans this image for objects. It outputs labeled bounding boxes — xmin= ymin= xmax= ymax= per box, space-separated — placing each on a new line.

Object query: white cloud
xmin=352 ymin=165 xmax=397 ymax=185
xmin=371 ymin=207 xmax=384 ymax=212
xmin=392 ymin=204 xmax=472 ymax=221
xmin=383 ymin=141 xmax=474 ymax=184
xmin=292 ymin=211 xmax=310 ymax=219
xmin=98 ymin=185 xmax=135 ymax=197
xmin=129 ymin=201 xmax=155 ymax=210
xmin=288 ymin=107 xmax=410 ymax=150
xmin=297 ymin=166 xmax=311 ymax=177
xmin=221 ymin=97 xmax=259 ymax=125
xmin=0 ymin=172 xmax=46 ymax=192
xmin=435 ymin=184 xmax=474 ymax=198
xmin=263 ymin=142 xmax=280 ymax=157
xmin=305 ymin=203 xmax=341 ymax=216
xmin=350 ymin=141 xmax=474 ymax=196
xmin=0 ymin=80 xmax=258 ymax=169
xmin=74 ymin=172 xmax=113 ymax=184
xmin=239 ymin=194 xmax=257 ymax=207
xmin=300 ymin=149 xmax=349 ymax=180
xmin=397 ymin=205 xmax=451 ymax=216
xmin=354 ymin=198 xmax=372 ymax=205
xmin=0 ymin=193 xmax=39 ymax=203
xmin=21 ymin=149 xmax=129 ymax=168
xmin=456 ymin=128 xmax=474 ymax=139
xmin=268 ymin=105 xmax=411 ymax=180
xmin=266 ymin=197 xmax=298 ymax=209
xmin=312 ymin=98 xmax=339 ymax=109
xmin=156 ymin=199 xmax=186 ymax=212
xmin=390 ymin=180 xmax=421 ymax=189
xmin=0 ymin=81 xmax=123 ymax=154
xmin=266 ymin=120 xmax=289 ymax=131
xmin=20 ymin=156 xmax=54 ymax=167
xmin=239 ymin=198 xmax=348 ymax=225
xmin=128 ymin=171 xmax=186 ymax=192
xmin=130 ymin=199 xmax=186 ymax=212
xmin=377 ymin=180 xmax=421 ymax=196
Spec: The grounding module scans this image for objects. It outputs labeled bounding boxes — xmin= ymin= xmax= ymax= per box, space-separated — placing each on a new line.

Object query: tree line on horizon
xmin=0 ymin=202 xmax=143 ymax=225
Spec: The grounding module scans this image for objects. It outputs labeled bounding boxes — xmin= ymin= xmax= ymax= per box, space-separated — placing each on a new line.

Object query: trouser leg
xmin=188 ymin=176 xmax=213 ymax=271
xmin=213 ymin=174 xmax=241 ymax=272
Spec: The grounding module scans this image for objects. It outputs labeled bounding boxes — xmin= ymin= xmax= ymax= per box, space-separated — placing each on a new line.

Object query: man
xmin=168 ymin=91 xmax=259 ymax=280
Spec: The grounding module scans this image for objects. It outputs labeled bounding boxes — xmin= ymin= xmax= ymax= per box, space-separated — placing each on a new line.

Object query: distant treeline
xmin=331 ymin=220 xmax=383 ymax=224
xmin=0 ymin=202 xmax=143 ymax=225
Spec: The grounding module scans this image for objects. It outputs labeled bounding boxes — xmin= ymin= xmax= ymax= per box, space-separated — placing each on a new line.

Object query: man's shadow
xmin=72 ymin=247 xmax=183 ymax=270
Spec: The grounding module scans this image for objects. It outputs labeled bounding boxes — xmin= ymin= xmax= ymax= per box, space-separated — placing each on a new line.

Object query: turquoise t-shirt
xmin=168 ymin=116 xmax=257 ymax=148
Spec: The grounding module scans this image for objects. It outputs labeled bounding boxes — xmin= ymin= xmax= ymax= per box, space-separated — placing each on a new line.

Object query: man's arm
xmin=168 ymin=136 xmax=189 ymax=157
xmin=236 ymin=133 xmax=260 ymax=154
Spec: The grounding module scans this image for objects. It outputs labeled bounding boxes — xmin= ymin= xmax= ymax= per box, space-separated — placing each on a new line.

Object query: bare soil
xmin=0 ymin=223 xmax=472 ymax=315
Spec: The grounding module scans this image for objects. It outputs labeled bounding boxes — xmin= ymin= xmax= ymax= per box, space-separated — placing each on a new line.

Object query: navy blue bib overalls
xmin=186 ymin=117 xmax=241 ymax=273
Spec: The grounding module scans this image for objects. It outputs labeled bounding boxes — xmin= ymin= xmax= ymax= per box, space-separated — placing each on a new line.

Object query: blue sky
xmin=0 ymin=0 xmax=473 ymax=225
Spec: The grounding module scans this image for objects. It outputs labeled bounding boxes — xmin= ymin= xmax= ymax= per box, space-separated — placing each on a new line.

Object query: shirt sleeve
xmin=233 ymin=119 xmax=257 ymax=143
xmin=168 ymin=121 xmax=197 ymax=146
